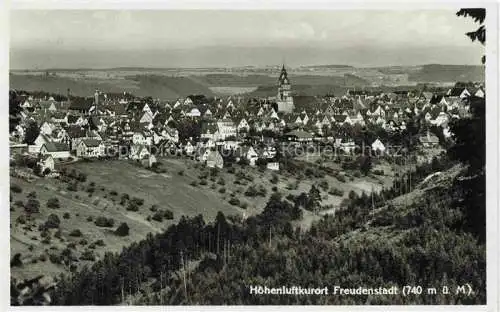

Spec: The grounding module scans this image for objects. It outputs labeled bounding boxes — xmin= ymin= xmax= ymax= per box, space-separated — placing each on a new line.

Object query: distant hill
xmin=408 ymin=64 xmax=484 ymax=83
xmin=9 ymin=74 xmax=214 ymax=100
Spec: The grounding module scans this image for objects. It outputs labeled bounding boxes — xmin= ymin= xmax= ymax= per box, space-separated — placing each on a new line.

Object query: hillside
xmin=45 ymin=154 xmax=486 ymax=305
xmin=9 ymin=159 xmax=242 ymax=281
xmin=9 ymin=74 xmax=215 ymax=100
xmin=408 ymin=64 xmax=485 ymax=83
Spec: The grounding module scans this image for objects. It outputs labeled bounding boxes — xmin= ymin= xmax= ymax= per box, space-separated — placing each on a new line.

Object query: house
xmin=10 ymin=143 xmax=29 ymax=156
xmin=40 ymin=142 xmax=71 ymax=159
xmin=76 ymin=139 xmax=105 ymax=158
xmin=184 ymin=141 xmax=195 ymax=155
xmin=371 ymin=139 xmax=386 ymax=155
xmin=241 ymin=146 xmax=259 ymax=166
xmin=206 ymin=150 xmax=224 ymax=169
xmin=446 ymin=87 xmax=471 ymax=99
xmin=139 ymin=111 xmax=154 ymax=124
xmin=284 ymin=130 xmax=313 ymax=142
xmin=38 ymin=154 xmax=55 ymax=173
xmin=187 ymin=107 xmax=201 ymax=118
xmin=130 ymin=144 xmax=151 ymax=160
xmin=237 ymin=118 xmax=250 ymax=132
xmin=216 ymin=120 xmax=237 ymax=140
xmin=32 ymin=133 xmax=53 ymax=153
xmin=419 ymin=131 xmax=440 ymax=148
xmin=141 ymin=154 xmax=157 ymax=168
xmin=40 ymin=121 xmax=56 ymax=136
xmin=266 ymin=162 xmax=280 ymax=171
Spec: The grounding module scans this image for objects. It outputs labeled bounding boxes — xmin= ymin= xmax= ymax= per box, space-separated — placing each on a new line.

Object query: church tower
xmin=277 ymin=64 xmax=294 ymax=113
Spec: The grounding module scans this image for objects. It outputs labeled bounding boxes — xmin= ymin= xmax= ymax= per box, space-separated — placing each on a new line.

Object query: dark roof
xmin=285 ymin=130 xmax=313 ymax=139
xmin=126 ymin=101 xmax=146 ymax=112
xmin=69 ymin=98 xmax=93 ymax=111
xmin=66 ymin=126 xmax=87 ymax=138
xmin=81 ymin=139 xmax=102 ymax=147
xmin=333 ymin=115 xmax=347 ymax=122
xmin=448 ymin=87 xmax=468 ymax=97
xmin=43 ymin=142 xmax=69 ymax=152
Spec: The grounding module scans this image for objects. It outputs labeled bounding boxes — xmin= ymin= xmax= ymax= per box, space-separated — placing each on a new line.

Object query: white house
xmin=40 ymin=142 xmax=71 ymax=159
xmin=206 ymin=150 xmax=224 ymax=169
xmin=76 ymin=139 xmax=105 ymax=158
xmin=371 ymin=139 xmax=386 ymax=155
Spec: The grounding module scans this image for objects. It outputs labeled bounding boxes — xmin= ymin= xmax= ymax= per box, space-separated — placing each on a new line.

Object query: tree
xmin=456 ymin=9 xmax=486 ymax=63
xmin=9 ymin=90 xmax=22 ymax=133
xmin=115 ymin=222 xmax=130 ymax=236
xmin=24 ymin=121 xmax=40 ymax=145
xmin=359 ymin=155 xmax=372 ymax=176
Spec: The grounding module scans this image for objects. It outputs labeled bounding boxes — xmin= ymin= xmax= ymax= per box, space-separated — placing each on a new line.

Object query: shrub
xmin=152 ymin=212 xmax=163 ymax=222
xmin=49 ymin=253 xmax=62 ymax=264
xmin=16 ymin=215 xmax=26 ymax=224
xmin=10 ymin=253 xmax=23 ymax=267
xmin=77 ymin=172 xmax=87 ymax=182
xmin=178 ymin=170 xmax=184 ymax=176
xmin=328 ymin=187 xmax=344 ymax=197
xmin=272 ymin=186 xmax=278 ymax=192
xmin=219 ymin=187 xmax=226 ymax=194
xmin=130 ymin=197 xmax=144 ymax=206
xmin=14 ymin=200 xmax=23 ymax=207
xmin=79 ymin=239 xmax=88 ymax=246
xmin=126 ymin=202 xmax=139 ymax=212
xmin=38 ymin=254 xmax=47 ymax=262
xmin=45 ymin=214 xmax=61 ymax=229
xmin=163 ymin=210 xmax=174 ymax=220
xmin=318 ymin=180 xmax=329 ymax=191
xmin=270 ymin=174 xmax=279 ymax=184
xmin=86 ymin=216 xmax=93 ymax=222
xmin=24 ymin=199 xmax=40 ymax=213
xmin=115 ymin=222 xmax=130 ymax=236
xmin=47 ymin=197 xmax=60 ymax=209
xmin=80 ymin=250 xmax=95 ymax=261
xmin=190 ymin=181 xmax=198 ymax=187
xmin=69 ymin=229 xmax=83 ymax=237
xmin=94 ymin=239 xmax=105 ymax=247
xmin=217 ymin=177 xmax=225 ymax=186
xmin=67 ymin=182 xmax=78 ymax=192
xmin=10 ymin=184 xmax=22 ymax=193
xmin=199 ymin=179 xmax=208 ymax=186
xmin=94 ymin=216 xmax=114 ymax=228
xmin=63 ymin=212 xmax=70 ymax=219
xmin=373 ymin=169 xmax=384 ymax=176
xmin=27 ymin=191 xmax=37 ymax=199
xmin=54 ymin=230 xmax=62 ymax=239
xmin=109 ymin=190 xmax=118 ymax=196
xmin=229 ymin=197 xmax=240 ymax=206
xmin=239 ymin=201 xmax=248 ymax=209
xmin=336 ymin=174 xmax=346 ymax=183
xmin=149 ymin=204 xmax=158 ymax=212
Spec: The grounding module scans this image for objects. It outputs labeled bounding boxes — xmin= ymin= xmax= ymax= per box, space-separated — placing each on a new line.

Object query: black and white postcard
xmin=5 ymin=2 xmax=498 ymax=310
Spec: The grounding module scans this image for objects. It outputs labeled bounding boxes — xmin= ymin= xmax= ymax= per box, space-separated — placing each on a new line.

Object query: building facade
xmin=276 ymin=65 xmax=294 ymax=113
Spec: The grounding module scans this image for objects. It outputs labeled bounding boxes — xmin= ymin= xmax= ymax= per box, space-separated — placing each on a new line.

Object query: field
xmin=10 ymin=159 xmax=243 ymax=281
xmin=10 ymin=154 xmax=398 ymax=283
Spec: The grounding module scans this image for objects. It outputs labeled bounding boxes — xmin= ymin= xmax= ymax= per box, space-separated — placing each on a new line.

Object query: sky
xmin=9 ymin=10 xmax=485 ymax=69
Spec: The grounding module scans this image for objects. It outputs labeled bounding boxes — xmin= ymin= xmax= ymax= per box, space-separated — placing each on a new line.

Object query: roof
xmin=81 ymin=139 xmax=102 ymax=147
xmin=69 ymin=98 xmax=93 ymax=111
xmin=448 ymin=87 xmax=468 ymax=97
xmin=285 ymin=130 xmax=313 ymax=139
xmin=42 ymin=142 xmax=69 ymax=152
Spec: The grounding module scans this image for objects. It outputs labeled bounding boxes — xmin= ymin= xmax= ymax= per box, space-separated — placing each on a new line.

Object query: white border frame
xmin=2 ymin=1 xmax=498 ymax=312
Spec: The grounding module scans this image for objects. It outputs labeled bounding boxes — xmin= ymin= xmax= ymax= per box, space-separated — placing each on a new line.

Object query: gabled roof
xmin=80 ymin=139 xmax=102 ymax=147
xmin=43 ymin=142 xmax=69 ymax=152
